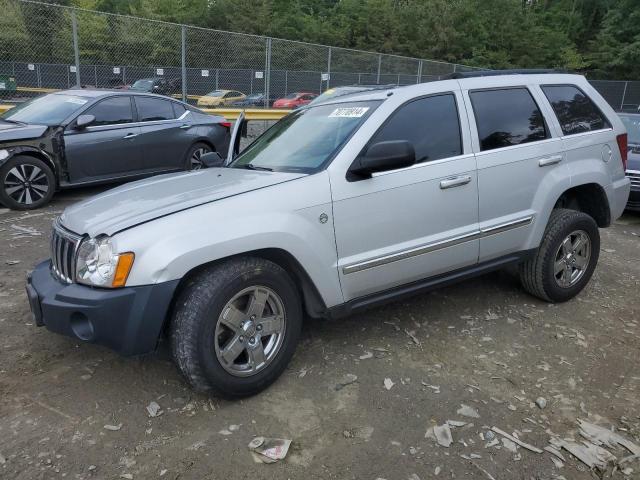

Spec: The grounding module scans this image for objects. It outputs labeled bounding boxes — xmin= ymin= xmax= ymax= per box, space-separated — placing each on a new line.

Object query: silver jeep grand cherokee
xmin=26 ymin=72 xmax=631 ymax=398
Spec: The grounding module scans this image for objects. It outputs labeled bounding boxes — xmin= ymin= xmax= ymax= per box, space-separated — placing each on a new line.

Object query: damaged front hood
xmin=0 ymin=121 xmax=48 ymax=142
xmin=61 ymin=168 xmax=306 ymax=237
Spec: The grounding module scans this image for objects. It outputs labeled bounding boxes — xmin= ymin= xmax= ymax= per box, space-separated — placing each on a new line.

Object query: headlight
xmin=76 ymin=236 xmax=135 ymax=288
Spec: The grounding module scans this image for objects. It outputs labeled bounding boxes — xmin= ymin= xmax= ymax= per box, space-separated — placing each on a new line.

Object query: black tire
xmin=0 ymin=155 xmax=55 ymax=210
xmin=170 ymin=257 xmax=303 ymax=398
xmin=519 ymin=208 xmax=600 ymax=303
xmin=184 ymin=142 xmax=212 ymax=171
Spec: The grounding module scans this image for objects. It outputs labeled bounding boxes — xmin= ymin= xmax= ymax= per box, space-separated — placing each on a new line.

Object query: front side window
xmin=1 ymin=94 xmax=88 ymax=125
xmin=172 ymin=102 xmax=187 ymax=118
xmin=135 ymin=97 xmax=174 ymax=121
xmin=84 ymin=96 xmax=133 ymax=126
xmin=229 ymin=101 xmax=380 ymax=173
xmin=369 ymin=94 xmax=462 ymax=163
xmin=542 ymin=85 xmax=611 ymax=136
xmin=470 ymin=88 xmax=548 ymax=151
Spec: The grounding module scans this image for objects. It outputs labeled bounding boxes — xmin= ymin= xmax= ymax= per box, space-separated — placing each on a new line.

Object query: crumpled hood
xmin=60 ymin=168 xmax=306 ymax=237
xmin=0 ymin=121 xmax=48 ymax=142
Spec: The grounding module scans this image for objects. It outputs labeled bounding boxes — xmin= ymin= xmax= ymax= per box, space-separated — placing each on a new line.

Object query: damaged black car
xmin=0 ymin=90 xmax=231 ymax=210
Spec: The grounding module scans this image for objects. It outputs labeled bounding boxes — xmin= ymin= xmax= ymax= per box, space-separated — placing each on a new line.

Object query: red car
xmin=272 ymin=92 xmax=318 ymax=109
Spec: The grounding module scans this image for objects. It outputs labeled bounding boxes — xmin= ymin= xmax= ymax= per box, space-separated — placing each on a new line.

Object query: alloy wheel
xmin=214 ymin=286 xmax=286 ymax=377
xmin=3 ymin=164 xmax=50 ymax=206
xmin=553 ymin=230 xmax=591 ymax=288
xmin=190 ymin=147 xmax=210 ymax=170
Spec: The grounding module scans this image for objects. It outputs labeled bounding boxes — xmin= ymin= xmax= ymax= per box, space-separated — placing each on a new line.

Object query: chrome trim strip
xmin=342 ymin=215 xmax=534 ymax=275
xmin=342 ymin=231 xmax=480 ymax=275
xmin=480 ymin=215 xmax=534 ymax=237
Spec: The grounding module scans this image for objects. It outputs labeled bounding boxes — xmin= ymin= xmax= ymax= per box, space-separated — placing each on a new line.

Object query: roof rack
xmin=446 ymin=68 xmax=568 ymax=79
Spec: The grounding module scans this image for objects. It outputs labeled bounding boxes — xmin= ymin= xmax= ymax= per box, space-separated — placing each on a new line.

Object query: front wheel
xmin=170 ymin=257 xmax=302 ymax=398
xmin=520 ymin=209 xmax=600 ymax=303
xmin=0 ymin=155 xmax=55 ymax=210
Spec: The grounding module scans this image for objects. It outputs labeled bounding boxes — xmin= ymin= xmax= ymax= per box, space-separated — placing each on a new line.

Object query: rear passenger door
xmin=463 ymin=85 xmax=569 ymax=262
xmin=331 ymin=92 xmax=480 ymax=301
xmin=135 ymin=96 xmax=195 ymax=171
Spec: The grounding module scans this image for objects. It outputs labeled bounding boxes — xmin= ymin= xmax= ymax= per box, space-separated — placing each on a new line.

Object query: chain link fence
xmin=0 ymin=0 xmax=639 ymax=113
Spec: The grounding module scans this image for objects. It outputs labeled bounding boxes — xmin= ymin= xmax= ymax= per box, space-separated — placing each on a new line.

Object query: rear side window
xmin=369 ymin=94 xmax=462 ymax=164
xmin=135 ymin=97 xmax=175 ymax=121
xmin=541 ymin=85 xmax=611 ymax=136
xmin=172 ymin=102 xmax=186 ymax=118
xmin=470 ymin=88 xmax=548 ymax=151
xmin=84 ymin=96 xmax=133 ymax=126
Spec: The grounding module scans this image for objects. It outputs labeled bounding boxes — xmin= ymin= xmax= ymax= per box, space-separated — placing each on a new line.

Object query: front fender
xmin=114 ymin=172 xmax=344 ymax=308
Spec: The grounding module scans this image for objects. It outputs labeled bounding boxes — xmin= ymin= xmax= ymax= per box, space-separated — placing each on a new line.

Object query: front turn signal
xmin=112 ymin=252 xmax=135 ymax=288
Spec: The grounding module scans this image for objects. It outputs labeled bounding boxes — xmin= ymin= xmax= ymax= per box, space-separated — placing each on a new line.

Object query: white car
xmin=27 ymin=71 xmax=631 ymax=397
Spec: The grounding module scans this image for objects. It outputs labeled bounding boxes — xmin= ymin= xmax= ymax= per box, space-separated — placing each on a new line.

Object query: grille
xmin=627 ymin=170 xmax=640 ymax=189
xmin=50 ymin=218 xmax=83 ymax=283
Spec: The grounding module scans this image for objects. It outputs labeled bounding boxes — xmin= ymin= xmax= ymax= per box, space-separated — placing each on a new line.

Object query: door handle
xmin=179 ymin=124 xmax=191 ymax=129
xmin=123 ymin=133 xmax=138 ymax=139
xmin=440 ymin=175 xmax=472 ymax=189
xmin=538 ymin=155 xmax=563 ymax=167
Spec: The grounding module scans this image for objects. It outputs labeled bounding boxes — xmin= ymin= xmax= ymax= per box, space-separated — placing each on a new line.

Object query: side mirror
xmin=75 ymin=114 xmax=95 ymax=129
xmin=349 ymin=140 xmax=416 ymax=179
xmin=200 ymin=151 xmax=225 ymax=168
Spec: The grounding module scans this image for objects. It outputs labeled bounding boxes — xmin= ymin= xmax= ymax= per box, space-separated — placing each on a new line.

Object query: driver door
xmin=63 ymin=95 xmax=143 ymax=183
xmin=330 ymin=92 xmax=480 ymax=301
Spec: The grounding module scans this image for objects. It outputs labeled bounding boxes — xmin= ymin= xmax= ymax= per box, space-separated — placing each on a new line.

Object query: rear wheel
xmin=0 ymin=155 xmax=55 ymax=210
xmin=520 ymin=209 xmax=600 ymax=302
xmin=170 ymin=257 xmax=302 ymax=398
xmin=185 ymin=142 xmax=212 ymax=171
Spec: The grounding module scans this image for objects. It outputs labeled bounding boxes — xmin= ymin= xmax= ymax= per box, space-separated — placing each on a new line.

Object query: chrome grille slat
xmin=50 ymin=218 xmax=83 ymax=284
xmin=626 ymin=170 xmax=640 ymax=188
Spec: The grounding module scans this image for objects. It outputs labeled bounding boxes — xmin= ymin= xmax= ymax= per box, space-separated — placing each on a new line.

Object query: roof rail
xmin=446 ymin=68 xmax=568 ymax=79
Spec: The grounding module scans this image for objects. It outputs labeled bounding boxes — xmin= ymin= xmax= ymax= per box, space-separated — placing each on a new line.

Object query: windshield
xmin=620 ymin=114 xmax=640 ymax=144
xmin=0 ymin=94 xmax=89 ymax=125
xmin=283 ymin=93 xmax=298 ymax=99
xmin=131 ymin=79 xmax=154 ymax=90
xmin=206 ymin=91 xmax=225 ymax=97
xmin=309 ymin=87 xmax=363 ymax=106
xmin=229 ymin=101 xmax=379 ymax=173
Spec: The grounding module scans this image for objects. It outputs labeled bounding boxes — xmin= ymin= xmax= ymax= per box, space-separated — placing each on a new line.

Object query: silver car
xmin=26 ymin=72 xmax=630 ymax=397
xmin=0 ymin=90 xmax=230 ymax=209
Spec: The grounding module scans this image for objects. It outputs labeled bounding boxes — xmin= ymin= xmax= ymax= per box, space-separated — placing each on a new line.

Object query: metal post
xmin=453 ymin=64 xmax=458 ymax=73
xmin=36 ymin=64 xmax=41 ymax=88
xmin=264 ymin=38 xmax=272 ymax=108
xmin=94 ymin=65 xmax=97 ymax=87
xmin=71 ymin=10 xmax=81 ymax=87
xmin=358 ymin=73 xmax=361 ymax=84
xmin=181 ymin=26 xmax=187 ymax=103
xmin=284 ymin=70 xmax=288 ymax=96
xmin=397 ymin=74 xmax=400 ymax=86
xmin=376 ymin=54 xmax=382 ymax=84
xmin=417 ymin=60 xmax=423 ymax=84
xmin=620 ymin=81 xmax=628 ymax=110
xmin=326 ymin=47 xmax=332 ymax=89
xmin=215 ymin=69 xmax=219 ymax=90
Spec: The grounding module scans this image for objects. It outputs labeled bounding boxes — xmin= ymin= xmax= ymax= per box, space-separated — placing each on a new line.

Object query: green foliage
xmin=2 ymin=0 xmax=639 ymax=79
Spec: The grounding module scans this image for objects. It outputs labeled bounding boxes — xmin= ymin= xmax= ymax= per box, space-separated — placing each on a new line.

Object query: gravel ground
xmin=0 ymin=185 xmax=639 ymax=480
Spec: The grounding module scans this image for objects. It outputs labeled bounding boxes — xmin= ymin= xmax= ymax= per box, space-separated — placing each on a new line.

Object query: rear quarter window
xmin=541 ymin=85 xmax=611 ymax=136
xmin=469 ymin=88 xmax=548 ymax=151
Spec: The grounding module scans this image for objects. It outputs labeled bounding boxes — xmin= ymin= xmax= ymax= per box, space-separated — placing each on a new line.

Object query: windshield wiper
xmin=244 ymin=163 xmax=273 ymax=171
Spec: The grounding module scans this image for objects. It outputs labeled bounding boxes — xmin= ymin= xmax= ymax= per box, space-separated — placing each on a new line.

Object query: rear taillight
xmin=616 ymin=133 xmax=628 ymax=171
xmin=220 ymin=121 xmax=232 ymax=129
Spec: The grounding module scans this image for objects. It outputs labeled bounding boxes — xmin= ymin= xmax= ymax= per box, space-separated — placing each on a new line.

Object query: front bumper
xmin=26 ymin=260 xmax=179 ymax=356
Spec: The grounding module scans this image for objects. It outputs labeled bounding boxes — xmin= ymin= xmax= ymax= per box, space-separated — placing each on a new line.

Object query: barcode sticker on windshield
xmin=329 ymin=107 xmax=369 ymax=118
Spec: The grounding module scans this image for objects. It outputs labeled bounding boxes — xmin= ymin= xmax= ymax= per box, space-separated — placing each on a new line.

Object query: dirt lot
xmin=0 ymin=186 xmax=639 ymax=480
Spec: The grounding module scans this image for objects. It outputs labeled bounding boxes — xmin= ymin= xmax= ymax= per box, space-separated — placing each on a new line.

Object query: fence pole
xmin=71 ymin=10 xmax=81 ymax=87
xmin=376 ymin=54 xmax=382 ymax=84
xmin=417 ymin=60 xmax=423 ymax=84
xmin=620 ymin=81 xmax=628 ymax=110
xmin=265 ymin=37 xmax=272 ymax=108
xmin=327 ymin=47 xmax=332 ymax=89
xmin=181 ymin=26 xmax=187 ymax=102
xmin=94 ymin=65 xmax=97 ymax=87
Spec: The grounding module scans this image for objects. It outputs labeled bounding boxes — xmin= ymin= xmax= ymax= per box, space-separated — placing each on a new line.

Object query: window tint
xmin=369 ymin=94 xmax=462 ymax=164
xmin=172 ymin=102 xmax=186 ymax=118
xmin=541 ymin=85 xmax=611 ymax=136
xmin=84 ymin=96 xmax=133 ymax=126
xmin=470 ymin=88 xmax=548 ymax=151
xmin=135 ymin=97 xmax=174 ymax=121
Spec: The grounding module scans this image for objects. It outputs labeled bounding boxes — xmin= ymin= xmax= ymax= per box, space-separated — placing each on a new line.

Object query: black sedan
xmin=0 ymin=90 xmax=230 ymax=209
xmin=230 ymin=93 xmax=267 ymax=108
